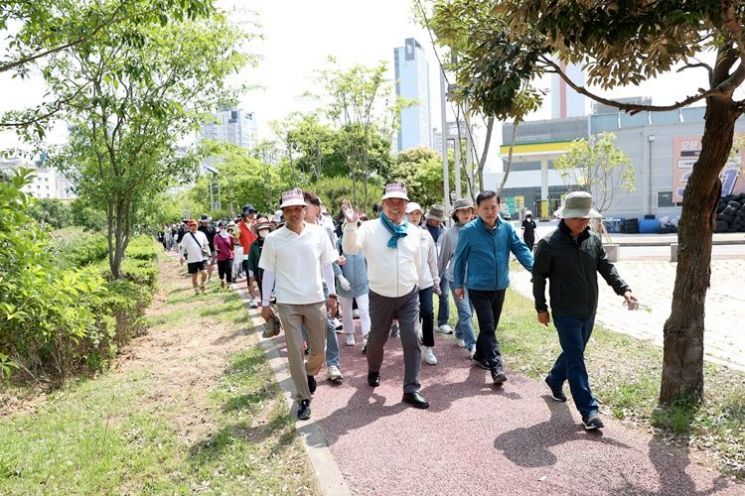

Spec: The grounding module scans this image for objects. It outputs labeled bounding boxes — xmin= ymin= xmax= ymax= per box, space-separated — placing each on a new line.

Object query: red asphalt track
xmin=263 ymin=330 xmax=744 ymax=496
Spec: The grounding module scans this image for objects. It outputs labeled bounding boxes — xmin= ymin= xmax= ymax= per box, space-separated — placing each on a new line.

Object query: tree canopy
xmin=427 ymin=0 xmax=745 ymax=404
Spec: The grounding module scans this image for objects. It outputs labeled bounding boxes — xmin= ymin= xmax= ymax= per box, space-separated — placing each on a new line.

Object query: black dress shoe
xmin=367 ymin=371 xmax=380 ymax=387
xmin=297 ymin=399 xmax=311 ymax=420
xmin=307 ymin=375 xmax=317 ymax=394
xmin=402 ymin=391 xmax=429 ymax=409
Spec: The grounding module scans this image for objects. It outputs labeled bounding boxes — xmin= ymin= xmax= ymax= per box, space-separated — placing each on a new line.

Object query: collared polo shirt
xmin=258 ymin=222 xmax=337 ymax=305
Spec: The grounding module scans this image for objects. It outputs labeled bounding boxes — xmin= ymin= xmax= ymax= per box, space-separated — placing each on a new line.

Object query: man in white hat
xmin=532 ymin=191 xmax=638 ymax=431
xmin=259 ymin=188 xmax=339 ymax=421
xmin=341 ymin=182 xmax=429 ymax=409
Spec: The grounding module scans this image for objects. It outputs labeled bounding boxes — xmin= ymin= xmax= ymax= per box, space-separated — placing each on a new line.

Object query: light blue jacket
xmin=453 ymin=216 xmax=533 ymax=291
xmin=333 ymin=243 xmax=369 ymax=299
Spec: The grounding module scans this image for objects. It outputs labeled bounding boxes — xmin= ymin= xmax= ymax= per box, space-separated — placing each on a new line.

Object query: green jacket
xmin=532 ymin=221 xmax=630 ymax=319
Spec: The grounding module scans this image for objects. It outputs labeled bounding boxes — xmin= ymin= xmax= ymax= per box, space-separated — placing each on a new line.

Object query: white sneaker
xmin=345 ymin=334 xmax=356 ymax=346
xmin=468 ymin=344 xmax=476 ymax=358
xmin=353 ymin=309 xmax=360 ymax=318
xmin=333 ymin=318 xmax=343 ymax=332
xmin=327 ymin=365 xmax=344 ymax=382
xmin=361 ymin=337 xmax=368 ymax=354
xmin=422 ymin=346 xmax=438 ymax=365
xmin=457 ymin=339 xmax=466 ymax=348
xmin=437 ymin=324 xmax=453 ymax=334
xmin=249 ymin=299 xmax=258 ymax=309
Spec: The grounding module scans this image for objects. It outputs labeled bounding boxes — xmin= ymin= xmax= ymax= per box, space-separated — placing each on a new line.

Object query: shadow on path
xmin=606 ymin=436 xmax=730 ymax=496
xmin=493 ymin=396 xmax=630 ymax=468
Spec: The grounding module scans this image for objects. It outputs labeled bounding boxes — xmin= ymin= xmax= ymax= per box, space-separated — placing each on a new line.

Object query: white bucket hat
xmin=279 ymin=188 xmax=307 ymax=209
xmin=382 ymin=182 xmax=409 ymax=201
xmin=405 ymin=202 xmax=423 ymax=215
xmin=554 ymin=191 xmax=602 ymax=219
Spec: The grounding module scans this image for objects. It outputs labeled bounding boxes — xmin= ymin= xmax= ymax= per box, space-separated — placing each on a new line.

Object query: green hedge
xmin=1 ymin=172 xmax=161 ymax=382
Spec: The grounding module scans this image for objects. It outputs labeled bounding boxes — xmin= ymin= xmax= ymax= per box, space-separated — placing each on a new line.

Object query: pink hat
xmin=382 ymin=182 xmax=409 ymax=201
xmin=280 ymin=188 xmax=307 ymax=209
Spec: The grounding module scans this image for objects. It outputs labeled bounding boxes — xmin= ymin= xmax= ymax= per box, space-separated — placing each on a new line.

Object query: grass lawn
xmin=437 ymin=284 xmax=745 ymax=479
xmin=0 ymin=256 xmax=320 ymax=495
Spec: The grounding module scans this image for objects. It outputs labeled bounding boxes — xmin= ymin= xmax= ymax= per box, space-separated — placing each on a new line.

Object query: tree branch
xmin=0 ymin=83 xmax=89 ymax=127
xmin=540 ymin=57 xmax=716 ymax=114
xmin=0 ymin=0 xmax=132 ymax=74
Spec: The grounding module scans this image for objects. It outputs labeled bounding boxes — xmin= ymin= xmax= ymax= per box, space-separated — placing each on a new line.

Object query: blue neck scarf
xmin=380 ymin=213 xmax=408 ymax=248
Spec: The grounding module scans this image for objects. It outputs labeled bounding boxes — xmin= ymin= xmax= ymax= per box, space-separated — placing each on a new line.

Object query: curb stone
xmin=234 ymin=284 xmax=352 ymax=496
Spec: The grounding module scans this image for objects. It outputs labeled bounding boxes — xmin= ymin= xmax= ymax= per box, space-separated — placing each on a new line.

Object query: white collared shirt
xmin=343 ymin=218 xmax=421 ymax=298
xmin=258 ymin=222 xmax=337 ymax=304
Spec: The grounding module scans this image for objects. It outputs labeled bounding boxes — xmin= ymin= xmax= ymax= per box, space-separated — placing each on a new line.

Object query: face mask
xmin=258 ymin=230 xmax=269 ymax=238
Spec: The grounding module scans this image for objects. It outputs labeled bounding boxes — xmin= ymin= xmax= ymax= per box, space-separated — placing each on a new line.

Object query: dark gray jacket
xmin=532 ymin=221 xmax=630 ymax=319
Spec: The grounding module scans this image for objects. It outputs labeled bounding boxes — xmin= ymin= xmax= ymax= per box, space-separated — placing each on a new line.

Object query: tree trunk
xmin=499 ymin=120 xmax=519 ymax=194
xmin=659 ymin=96 xmax=737 ymax=404
xmin=477 ymin=117 xmax=495 ymax=191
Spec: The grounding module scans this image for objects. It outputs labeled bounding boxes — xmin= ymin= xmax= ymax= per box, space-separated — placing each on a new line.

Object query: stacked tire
xmin=715 ymin=193 xmax=745 ymax=232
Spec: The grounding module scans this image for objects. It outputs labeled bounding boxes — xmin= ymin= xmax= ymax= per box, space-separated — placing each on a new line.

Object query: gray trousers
xmin=367 ymin=287 xmax=421 ymax=393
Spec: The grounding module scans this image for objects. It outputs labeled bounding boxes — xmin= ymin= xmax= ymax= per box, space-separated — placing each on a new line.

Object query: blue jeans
xmin=449 ymin=282 xmax=476 ymax=349
xmin=547 ymin=315 xmax=598 ymax=417
xmin=419 ymin=286 xmax=435 ymax=347
xmin=437 ymin=278 xmax=450 ymax=326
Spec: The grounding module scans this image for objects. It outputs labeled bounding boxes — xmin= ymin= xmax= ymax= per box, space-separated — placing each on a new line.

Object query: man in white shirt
xmin=259 ymin=188 xmax=339 ymax=421
xmin=179 ymin=219 xmax=209 ymax=295
xmin=342 ymin=182 xmax=429 ymax=409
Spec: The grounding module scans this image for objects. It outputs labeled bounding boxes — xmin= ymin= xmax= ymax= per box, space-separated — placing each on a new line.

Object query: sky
xmin=0 ymin=0 xmax=720 ymax=153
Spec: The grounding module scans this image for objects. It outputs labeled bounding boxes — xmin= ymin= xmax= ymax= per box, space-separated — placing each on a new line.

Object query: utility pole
xmin=440 ymin=68 xmax=451 ymax=217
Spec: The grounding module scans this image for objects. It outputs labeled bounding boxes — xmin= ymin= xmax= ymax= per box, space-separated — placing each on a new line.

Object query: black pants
xmin=419 ymin=286 xmax=435 ymax=347
xmin=217 ymin=259 xmax=233 ymax=283
xmin=468 ymin=289 xmax=506 ymax=369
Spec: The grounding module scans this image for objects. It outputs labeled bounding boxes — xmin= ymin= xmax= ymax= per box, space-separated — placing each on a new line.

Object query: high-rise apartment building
xmin=201 ymin=107 xmax=259 ymax=149
xmin=0 ymin=157 xmax=76 ymax=200
xmin=550 ymin=62 xmax=587 ymax=119
xmin=394 ymin=38 xmax=432 ymax=152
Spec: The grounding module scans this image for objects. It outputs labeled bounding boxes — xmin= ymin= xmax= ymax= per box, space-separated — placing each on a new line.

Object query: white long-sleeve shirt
xmin=258 ymin=223 xmax=337 ymax=305
xmin=180 ymin=230 xmax=209 ymax=263
xmin=416 ymin=227 xmax=440 ymax=290
xmin=342 ymin=218 xmax=421 ymax=298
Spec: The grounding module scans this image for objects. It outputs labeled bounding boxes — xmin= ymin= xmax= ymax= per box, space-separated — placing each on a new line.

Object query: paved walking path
xmin=241 ymin=289 xmax=744 ymax=496
xmin=510 ymin=259 xmax=745 ymax=371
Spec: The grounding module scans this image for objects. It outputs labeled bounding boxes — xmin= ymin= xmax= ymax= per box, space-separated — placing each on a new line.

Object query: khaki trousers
xmin=277 ymin=302 xmax=327 ymax=402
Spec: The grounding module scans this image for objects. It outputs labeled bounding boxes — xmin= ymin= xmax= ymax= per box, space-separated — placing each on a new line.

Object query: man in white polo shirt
xmin=259 ymin=188 xmax=338 ymax=421
xmin=341 ymin=182 xmax=429 ymax=409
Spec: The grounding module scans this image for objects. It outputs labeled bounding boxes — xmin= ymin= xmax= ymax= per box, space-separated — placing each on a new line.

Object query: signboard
xmin=502 ymin=195 xmax=525 ymax=215
xmin=673 ymin=136 xmax=745 ymax=203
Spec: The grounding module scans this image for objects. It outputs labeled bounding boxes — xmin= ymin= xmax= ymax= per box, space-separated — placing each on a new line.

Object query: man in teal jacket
xmin=453 ymin=190 xmax=533 ymax=385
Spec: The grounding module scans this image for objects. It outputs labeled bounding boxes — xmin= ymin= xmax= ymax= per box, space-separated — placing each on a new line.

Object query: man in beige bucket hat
xmin=532 ymin=191 xmax=638 ymax=431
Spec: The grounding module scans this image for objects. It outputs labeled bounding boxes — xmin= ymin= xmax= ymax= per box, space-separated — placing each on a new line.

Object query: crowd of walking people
xmin=168 ymin=183 xmax=639 ymax=431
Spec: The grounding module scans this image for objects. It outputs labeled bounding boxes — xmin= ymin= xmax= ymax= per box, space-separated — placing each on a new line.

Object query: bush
xmin=27 ymin=198 xmax=73 ymax=229
xmin=0 ymin=172 xmax=114 ymax=380
xmin=56 ymin=232 xmax=109 ymax=268
xmin=0 ymin=172 xmax=159 ymax=383
xmin=102 ymin=279 xmax=152 ymax=346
